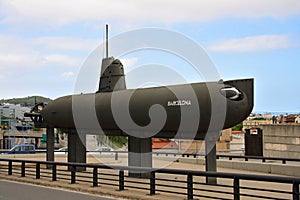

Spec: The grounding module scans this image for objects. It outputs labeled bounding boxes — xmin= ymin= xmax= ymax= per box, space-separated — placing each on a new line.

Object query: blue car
xmin=4 ymin=144 xmax=36 ymax=154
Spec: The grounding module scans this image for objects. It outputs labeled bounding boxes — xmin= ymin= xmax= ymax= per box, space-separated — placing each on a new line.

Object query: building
xmin=295 ymin=116 xmax=300 ymax=123
xmin=152 ymin=138 xmax=178 ymax=152
xmin=261 ymin=124 xmax=300 ymax=158
xmin=243 ymin=119 xmax=272 ymax=130
xmin=0 ymin=104 xmax=30 ymax=119
xmin=178 ymin=129 xmax=233 ymax=153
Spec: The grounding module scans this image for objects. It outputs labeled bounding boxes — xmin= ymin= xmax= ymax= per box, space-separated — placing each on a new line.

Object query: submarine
xmin=40 ymin=78 xmax=253 ymax=140
xmin=26 ymin=26 xmax=253 ymax=140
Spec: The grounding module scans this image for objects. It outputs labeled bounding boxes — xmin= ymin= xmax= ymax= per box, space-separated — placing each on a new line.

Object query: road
xmin=0 ymin=180 xmax=116 ymax=200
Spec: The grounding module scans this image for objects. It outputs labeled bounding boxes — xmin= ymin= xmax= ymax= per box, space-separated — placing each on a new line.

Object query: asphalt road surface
xmin=0 ymin=180 xmax=116 ymax=200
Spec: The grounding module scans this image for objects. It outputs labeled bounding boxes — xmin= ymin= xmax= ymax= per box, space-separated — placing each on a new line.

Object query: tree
xmin=232 ymin=122 xmax=243 ymax=131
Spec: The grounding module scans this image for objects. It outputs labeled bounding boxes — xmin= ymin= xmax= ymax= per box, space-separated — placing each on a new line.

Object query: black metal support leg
xmin=205 ymin=139 xmax=217 ymax=185
xmin=46 ymin=126 xmax=54 ymax=169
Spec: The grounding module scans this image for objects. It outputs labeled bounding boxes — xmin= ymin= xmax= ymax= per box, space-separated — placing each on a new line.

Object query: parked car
xmin=55 ymin=147 xmax=68 ymax=154
xmin=88 ymin=147 xmax=114 ymax=155
xmin=95 ymin=147 xmax=114 ymax=152
xmin=3 ymin=144 xmax=35 ymax=154
xmin=57 ymin=147 xmax=68 ymax=152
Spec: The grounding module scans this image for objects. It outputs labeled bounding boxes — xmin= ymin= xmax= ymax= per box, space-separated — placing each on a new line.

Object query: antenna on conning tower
xmin=105 ymin=24 xmax=108 ymax=58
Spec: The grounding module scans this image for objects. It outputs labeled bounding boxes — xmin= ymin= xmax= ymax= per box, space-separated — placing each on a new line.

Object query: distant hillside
xmin=0 ymin=96 xmax=52 ymax=107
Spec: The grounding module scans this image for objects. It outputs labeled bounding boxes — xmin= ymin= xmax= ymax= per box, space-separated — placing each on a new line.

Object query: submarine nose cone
xmin=40 ymin=101 xmax=59 ymax=127
xmin=40 ymin=102 xmax=54 ymax=122
xmin=40 ymin=95 xmax=74 ymax=128
xmin=222 ymin=78 xmax=254 ymax=129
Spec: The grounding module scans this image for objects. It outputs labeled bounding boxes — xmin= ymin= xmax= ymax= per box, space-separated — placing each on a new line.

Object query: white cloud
xmin=61 ymin=71 xmax=74 ymax=78
xmin=1 ymin=0 xmax=300 ymax=25
xmin=33 ymin=37 xmax=97 ymax=51
xmin=43 ymin=54 xmax=80 ymax=67
xmin=0 ymin=35 xmax=43 ymax=68
xmin=0 ymin=52 xmax=38 ymax=64
xmin=208 ymin=35 xmax=293 ymax=52
xmin=120 ymin=57 xmax=138 ymax=68
xmin=0 ymin=35 xmax=82 ymax=69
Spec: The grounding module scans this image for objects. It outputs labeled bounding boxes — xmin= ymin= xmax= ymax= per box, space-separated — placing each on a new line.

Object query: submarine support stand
xmin=46 ymin=125 xmax=54 ymax=169
xmin=205 ymin=131 xmax=218 ymax=185
xmin=128 ymin=136 xmax=152 ymax=178
xmin=68 ymin=129 xmax=86 ymax=172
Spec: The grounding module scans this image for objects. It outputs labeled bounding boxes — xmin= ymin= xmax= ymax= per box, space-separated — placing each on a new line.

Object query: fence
xmin=0 ymin=158 xmax=299 ymax=200
xmin=216 ymin=154 xmax=300 ymax=164
xmin=152 ymin=151 xmax=300 ymax=165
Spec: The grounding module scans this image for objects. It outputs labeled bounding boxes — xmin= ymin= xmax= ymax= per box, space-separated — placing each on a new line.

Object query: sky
xmin=0 ymin=0 xmax=300 ymax=113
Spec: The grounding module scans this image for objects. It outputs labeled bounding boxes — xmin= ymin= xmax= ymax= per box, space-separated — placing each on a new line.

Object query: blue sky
xmin=0 ymin=0 xmax=300 ymax=113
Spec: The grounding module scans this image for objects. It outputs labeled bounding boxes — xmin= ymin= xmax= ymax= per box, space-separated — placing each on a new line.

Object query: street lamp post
xmin=8 ymin=120 xmax=11 ymax=149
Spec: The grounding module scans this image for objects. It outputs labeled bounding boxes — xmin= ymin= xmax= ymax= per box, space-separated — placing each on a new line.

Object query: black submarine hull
xmin=41 ymin=78 xmax=253 ymax=139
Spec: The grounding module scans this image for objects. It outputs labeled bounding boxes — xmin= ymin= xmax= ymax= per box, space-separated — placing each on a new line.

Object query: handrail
xmin=216 ymin=154 xmax=300 ymax=164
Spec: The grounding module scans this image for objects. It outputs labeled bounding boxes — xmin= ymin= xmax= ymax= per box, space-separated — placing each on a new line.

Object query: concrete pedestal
xmin=68 ymin=130 xmax=86 ymax=171
xmin=128 ymin=136 xmax=152 ymax=178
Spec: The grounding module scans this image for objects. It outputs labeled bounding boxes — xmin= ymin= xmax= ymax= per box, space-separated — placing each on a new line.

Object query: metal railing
xmin=150 ymin=151 xmax=300 ymax=165
xmin=216 ymin=154 xmax=300 ymax=164
xmin=147 ymin=151 xmax=300 ymax=165
xmin=0 ymin=158 xmax=299 ymax=200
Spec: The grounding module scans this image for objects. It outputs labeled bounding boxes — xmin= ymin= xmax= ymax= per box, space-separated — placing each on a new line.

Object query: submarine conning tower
xmin=97 ymin=57 xmax=126 ymax=92
xmin=97 ymin=24 xmax=126 ymax=93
